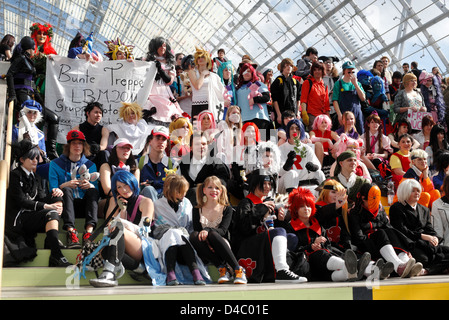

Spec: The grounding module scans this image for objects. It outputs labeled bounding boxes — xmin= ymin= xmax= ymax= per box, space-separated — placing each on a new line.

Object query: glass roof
xmin=1 ymin=0 xmax=449 ymax=76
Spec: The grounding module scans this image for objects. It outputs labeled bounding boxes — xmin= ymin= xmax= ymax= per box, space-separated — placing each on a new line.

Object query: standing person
xmin=153 ymin=174 xmax=211 ymax=286
xmin=6 ymin=140 xmax=70 ymax=267
xmin=143 ymin=37 xmax=184 ymax=126
xmin=295 ymin=47 xmax=318 ymax=80
xmin=73 ymin=101 xmax=110 ymax=169
xmin=48 ymin=130 xmax=99 ymax=248
xmin=90 ymin=170 xmax=155 ymax=287
xmin=420 ymin=71 xmax=446 ymax=126
xmin=190 ymin=176 xmax=247 ymax=284
xmin=236 ymin=62 xmax=272 ymax=133
xmin=232 ymin=170 xmax=308 ymax=283
xmin=393 ymin=73 xmax=427 ymax=124
xmin=0 ymin=34 xmax=15 ymax=61
xmin=212 ymin=48 xmax=228 ymax=73
xmin=188 ymin=47 xmax=228 ymax=122
xmin=271 ymin=58 xmax=301 ymax=127
xmin=217 ymin=61 xmax=236 ymax=107
xmin=6 ymin=36 xmax=59 ymax=159
xmin=332 ymin=61 xmax=366 ymax=134
xmin=300 ymin=62 xmax=330 ymax=131
xmin=390 ymin=179 xmax=449 ymax=275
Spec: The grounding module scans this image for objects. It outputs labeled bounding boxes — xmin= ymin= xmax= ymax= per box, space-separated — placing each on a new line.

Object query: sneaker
xmin=89 ymin=271 xmax=118 ymax=288
xmin=409 ymin=262 xmax=423 ymax=277
xmin=66 ymin=229 xmax=81 ymax=249
xmin=218 ymin=266 xmax=232 ymax=284
xmin=357 ymin=252 xmax=371 ymax=280
xmin=374 ymin=259 xmax=394 ymax=280
xmin=343 ymin=249 xmax=358 ymax=281
xmin=234 ymin=267 xmax=247 ymax=284
xmin=49 ymin=255 xmax=72 ymax=267
xmin=397 ymin=258 xmax=415 ymax=278
xmin=82 ymin=232 xmax=92 ymax=246
xmin=275 ymin=269 xmax=308 ymax=283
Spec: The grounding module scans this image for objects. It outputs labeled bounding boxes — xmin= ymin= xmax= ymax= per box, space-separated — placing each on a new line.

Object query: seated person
xmin=388 ymin=119 xmax=419 ymax=153
xmin=231 ymin=170 xmax=308 ymax=283
xmin=6 ymin=140 xmax=70 ymax=267
xmin=48 ymin=130 xmax=99 ymax=248
xmin=279 ymin=119 xmax=325 ymax=196
xmin=394 ymin=149 xmax=441 ymax=208
xmin=153 ymin=174 xmax=211 ymax=285
xmin=309 ymin=114 xmax=339 ymax=165
xmin=168 ymin=116 xmax=193 ymax=160
xmin=140 ymin=126 xmax=176 ymax=202
xmin=98 ymin=138 xmax=139 ymax=216
xmin=107 ymin=102 xmax=151 ymax=155
xmin=332 ymin=150 xmax=371 ymax=204
xmin=330 ymin=134 xmax=371 ymax=182
xmin=277 ymin=110 xmax=296 ymax=146
xmin=360 ymin=112 xmax=393 ymax=172
xmin=432 ymin=150 xmax=449 ymax=191
xmin=177 ymin=131 xmax=230 ymax=206
xmin=335 ymin=111 xmax=360 ymax=139
xmin=390 ymin=133 xmax=414 ymax=190
xmin=12 ymin=100 xmax=48 ymax=164
xmin=73 ymin=101 xmax=110 ymax=169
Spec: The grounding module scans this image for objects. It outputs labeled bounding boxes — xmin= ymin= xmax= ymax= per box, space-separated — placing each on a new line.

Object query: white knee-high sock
xmin=364 ymin=261 xmax=376 ymax=278
xmin=331 ymin=269 xmax=349 ymax=282
xmin=271 ymin=236 xmax=289 ymax=271
xmin=326 ymin=256 xmax=345 ymax=271
xmin=379 ymin=245 xmax=403 ymax=271
xmin=398 ymin=252 xmax=410 ymax=263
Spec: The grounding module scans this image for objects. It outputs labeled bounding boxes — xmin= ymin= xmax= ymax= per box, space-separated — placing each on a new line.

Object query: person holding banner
xmin=6 ymin=36 xmax=60 ymax=160
xmin=144 ymin=37 xmax=184 ymax=126
xmin=392 ymin=73 xmax=427 ymax=125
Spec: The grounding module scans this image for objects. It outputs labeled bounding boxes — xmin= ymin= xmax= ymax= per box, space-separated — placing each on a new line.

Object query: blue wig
xmin=111 ymin=170 xmax=140 ymax=200
xmin=217 ymin=61 xmax=236 ymax=105
xmin=286 ymin=118 xmax=306 ymax=140
xmin=357 ymin=70 xmax=374 ymax=86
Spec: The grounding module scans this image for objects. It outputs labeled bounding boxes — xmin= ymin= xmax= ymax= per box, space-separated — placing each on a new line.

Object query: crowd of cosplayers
xmin=3 ymin=25 xmax=449 ymax=287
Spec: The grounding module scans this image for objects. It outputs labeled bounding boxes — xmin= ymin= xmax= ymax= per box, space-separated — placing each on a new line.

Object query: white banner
xmin=407 ymin=110 xmax=432 ymax=131
xmin=45 ymin=56 xmax=156 ymax=143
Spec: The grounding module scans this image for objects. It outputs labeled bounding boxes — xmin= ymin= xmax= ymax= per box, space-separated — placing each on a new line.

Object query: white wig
xmin=397 ymin=179 xmax=422 ymax=204
xmin=23 ymin=106 xmax=43 ymax=124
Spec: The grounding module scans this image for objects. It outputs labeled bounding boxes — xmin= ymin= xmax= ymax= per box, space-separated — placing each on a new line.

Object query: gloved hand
xmin=117 ymin=197 xmax=127 ymax=212
xmin=305 ymin=162 xmax=319 ymax=172
xmin=301 ymin=110 xmax=309 ymax=127
xmin=283 ymin=150 xmax=296 ymax=171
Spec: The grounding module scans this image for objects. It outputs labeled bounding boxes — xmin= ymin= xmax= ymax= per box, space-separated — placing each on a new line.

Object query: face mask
xmin=229 ymin=113 xmax=240 ymax=124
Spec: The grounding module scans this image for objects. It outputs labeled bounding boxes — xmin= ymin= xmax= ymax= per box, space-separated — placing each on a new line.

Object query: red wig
xmin=241 ymin=122 xmax=261 ymax=145
xmin=30 ymin=22 xmax=57 ymax=55
xmin=237 ymin=63 xmax=259 ymax=89
xmin=288 ymin=187 xmax=316 ymax=220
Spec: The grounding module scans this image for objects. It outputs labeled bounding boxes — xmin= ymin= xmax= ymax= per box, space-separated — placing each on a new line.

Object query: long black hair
xmin=146 ymin=37 xmax=175 ymax=67
xmin=429 ymin=124 xmax=449 ymax=155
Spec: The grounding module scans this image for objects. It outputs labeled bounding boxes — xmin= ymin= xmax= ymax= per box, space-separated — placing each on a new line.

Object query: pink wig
xmin=197 ymin=110 xmax=216 ymax=131
xmin=312 ymin=114 xmax=332 ymax=131
xmin=336 ymin=134 xmax=363 ymax=159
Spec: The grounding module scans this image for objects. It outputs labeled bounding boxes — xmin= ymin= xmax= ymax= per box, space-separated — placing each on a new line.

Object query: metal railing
xmin=0 ymin=100 xmax=14 ymax=291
